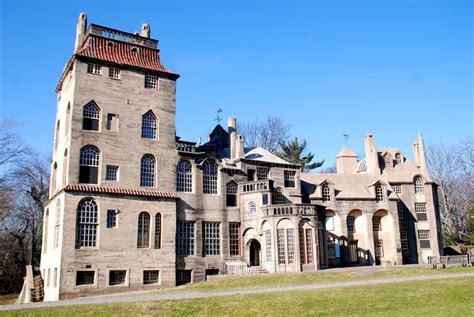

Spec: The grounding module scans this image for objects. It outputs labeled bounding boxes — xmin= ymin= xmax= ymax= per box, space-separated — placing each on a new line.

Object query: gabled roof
xmin=336 ymin=146 xmax=357 ymax=158
xmin=244 ymin=147 xmax=296 ymax=166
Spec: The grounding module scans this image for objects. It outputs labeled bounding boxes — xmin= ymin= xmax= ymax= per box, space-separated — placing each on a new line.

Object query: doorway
xmin=249 ymin=240 xmax=261 ymax=266
xmin=350 ymin=240 xmax=358 ymax=263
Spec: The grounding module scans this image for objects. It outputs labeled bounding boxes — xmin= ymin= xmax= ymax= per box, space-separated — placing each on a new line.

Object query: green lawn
xmin=5 ymin=276 xmax=474 ymax=316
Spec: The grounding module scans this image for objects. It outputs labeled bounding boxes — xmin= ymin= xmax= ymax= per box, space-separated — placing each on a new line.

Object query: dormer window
xmin=395 ymin=153 xmax=402 ymax=165
xmin=87 ymin=63 xmax=101 ymax=75
xmin=384 ymin=155 xmax=392 ymax=168
xmin=284 ymin=170 xmax=296 ymax=188
xmin=414 ymin=177 xmax=423 ymax=193
xmin=322 ymin=184 xmax=331 ymax=202
xmin=145 ymin=74 xmax=158 ymax=89
xmin=375 ymin=184 xmax=384 ymax=202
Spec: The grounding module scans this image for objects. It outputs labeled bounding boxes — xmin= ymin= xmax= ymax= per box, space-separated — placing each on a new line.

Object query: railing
xmin=176 ymin=141 xmax=197 ymax=153
xmin=223 ymin=261 xmax=275 ymax=275
xmin=262 ymin=204 xmax=317 ymax=216
xmin=88 ymin=24 xmax=158 ymax=49
xmin=240 ymin=180 xmax=270 ymax=193
xmin=427 ymin=255 xmax=471 ymax=268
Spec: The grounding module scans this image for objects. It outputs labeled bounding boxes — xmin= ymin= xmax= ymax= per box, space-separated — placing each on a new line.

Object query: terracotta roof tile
xmin=64 ymin=184 xmax=176 ymax=199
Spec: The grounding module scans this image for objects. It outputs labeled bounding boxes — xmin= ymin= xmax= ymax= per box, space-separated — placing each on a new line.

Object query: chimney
xmin=417 ymin=133 xmax=429 ymax=177
xmin=228 ymin=117 xmax=237 ymax=159
xmin=74 ymin=13 xmax=87 ymax=52
xmin=140 ymin=23 xmax=150 ymax=38
xmin=236 ymin=135 xmax=245 ymax=159
xmin=413 ymin=142 xmax=420 ymax=167
xmin=364 ymin=133 xmax=380 ymax=174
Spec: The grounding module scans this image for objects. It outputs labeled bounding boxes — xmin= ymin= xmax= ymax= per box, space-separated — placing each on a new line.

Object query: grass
xmin=4 ymin=276 xmax=474 ymax=316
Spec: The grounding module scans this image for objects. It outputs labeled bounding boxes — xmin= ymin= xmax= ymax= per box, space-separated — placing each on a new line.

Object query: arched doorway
xmin=249 ymin=239 xmax=261 ymax=266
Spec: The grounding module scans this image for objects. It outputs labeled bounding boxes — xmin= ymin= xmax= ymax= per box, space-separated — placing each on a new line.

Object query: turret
xmin=364 ymin=133 xmax=380 ymax=174
xmin=74 ymin=13 xmax=87 ymax=52
xmin=336 ymin=146 xmax=358 ymax=174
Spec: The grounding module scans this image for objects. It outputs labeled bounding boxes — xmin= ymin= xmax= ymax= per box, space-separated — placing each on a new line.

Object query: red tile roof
xmin=64 ymin=184 xmax=177 ymax=199
xmin=76 ymin=35 xmax=178 ymax=77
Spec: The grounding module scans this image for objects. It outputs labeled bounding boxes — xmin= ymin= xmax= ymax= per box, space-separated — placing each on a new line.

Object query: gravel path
xmin=2 ymin=272 xmax=473 ymax=312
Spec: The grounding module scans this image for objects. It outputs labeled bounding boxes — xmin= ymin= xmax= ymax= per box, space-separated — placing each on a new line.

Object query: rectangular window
xmin=325 ymin=216 xmax=335 ymax=231
xmin=418 ymin=230 xmax=431 ymax=249
xmin=145 ymin=74 xmax=158 ymax=89
xmin=176 ymin=270 xmax=192 ymax=286
xmin=105 ymin=165 xmax=119 ymax=181
xmin=400 ymin=230 xmax=408 ymax=250
xmin=87 ymin=63 xmax=101 ymax=75
xmin=374 ymin=239 xmax=384 ymax=257
xmin=327 ymin=239 xmax=335 ymax=258
xmin=106 ymin=113 xmax=119 ymax=131
xmin=397 ymin=201 xmax=404 ymax=221
xmin=347 ymin=216 xmax=355 ymax=233
xmin=373 ymin=216 xmax=381 ymax=232
xmin=143 ymin=270 xmax=159 ymax=284
xmin=284 ymin=171 xmax=296 ymax=188
xmin=109 ymin=67 xmax=120 ymax=79
xmin=107 ymin=210 xmax=117 ymax=228
xmin=247 ymin=169 xmax=256 ymax=181
xmin=229 ymin=223 xmax=240 ymax=256
xmin=203 ymin=222 xmax=220 ymax=256
xmin=392 ymin=184 xmax=402 ymax=194
xmin=176 ymin=221 xmax=195 ymax=256
xmin=79 ymin=166 xmax=98 ymax=184
xmin=277 ymin=229 xmax=286 ymax=265
xmin=264 ymin=230 xmax=272 ymax=261
xmin=415 ymin=202 xmax=427 ymax=221
xmin=109 ymin=270 xmax=126 ymax=286
xmin=76 ymin=271 xmax=95 ymax=285
xmin=287 ymin=229 xmax=295 ymax=264
xmin=257 ymin=167 xmax=269 ymax=180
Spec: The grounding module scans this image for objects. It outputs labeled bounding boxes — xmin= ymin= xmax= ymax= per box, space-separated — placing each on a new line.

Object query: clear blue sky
xmin=1 ymin=0 xmax=472 ymax=167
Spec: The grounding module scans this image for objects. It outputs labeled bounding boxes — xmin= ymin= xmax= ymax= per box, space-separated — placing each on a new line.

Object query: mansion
xmin=40 ymin=14 xmax=442 ymax=301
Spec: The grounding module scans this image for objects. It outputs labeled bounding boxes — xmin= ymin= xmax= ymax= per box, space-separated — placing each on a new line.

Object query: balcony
xmin=262 ymin=204 xmax=317 ymax=216
xmin=240 ymin=180 xmax=270 ymax=193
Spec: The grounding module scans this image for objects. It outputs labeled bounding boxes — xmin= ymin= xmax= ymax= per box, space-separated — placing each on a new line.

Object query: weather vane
xmin=215 ymin=108 xmax=223 ymax=124
xmin=343 ymin=134 xmax=349 ymax=146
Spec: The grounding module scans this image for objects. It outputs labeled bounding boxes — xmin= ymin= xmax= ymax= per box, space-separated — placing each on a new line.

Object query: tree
xmin=277 ymin=137 xmax=325 ymax=172
xmin=239 ymin=116 xmax=291 ymax=153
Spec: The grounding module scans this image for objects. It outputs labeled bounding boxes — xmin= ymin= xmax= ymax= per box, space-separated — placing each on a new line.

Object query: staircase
xmin=16 ymin=265 xmax=44 ymax=304
xmin=32 ymin=275 xmax=44 ymax=302
xmin=224 ymin=261 xmax=270 ymax=275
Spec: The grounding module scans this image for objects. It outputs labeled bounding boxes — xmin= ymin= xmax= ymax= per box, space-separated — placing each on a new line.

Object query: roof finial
xmin=343 ymin=134 xmax=349 ymax=146
xmin=215 ymin=108 xmax=223 ymax=124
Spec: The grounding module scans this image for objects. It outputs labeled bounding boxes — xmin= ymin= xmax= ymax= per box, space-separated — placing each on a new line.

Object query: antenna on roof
xmin=343 ymin=134 xmax=349 ymax=146
xmin=215 ymin=108 xmax=223 ymax=124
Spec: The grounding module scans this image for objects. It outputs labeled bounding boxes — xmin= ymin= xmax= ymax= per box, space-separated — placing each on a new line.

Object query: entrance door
xmin=249 ymin=240 xmax=261 ymax=266
xmin=350 ymin=240 xmax=358 ymax=263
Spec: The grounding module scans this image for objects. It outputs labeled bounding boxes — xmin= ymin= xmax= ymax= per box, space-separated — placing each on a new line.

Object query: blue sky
xmin=1 ymin=0 xmax=472 ymax=167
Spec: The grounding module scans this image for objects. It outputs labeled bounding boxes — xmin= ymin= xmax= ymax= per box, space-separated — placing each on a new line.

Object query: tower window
xmin=154 ymin=213 xmax=161 ymax=249
xmin=414 ymin=177 xmax=423 ymax=194
xmin=375 ymin=184 xmax=384 ymax=202
xmin=418 ymin=230 xmax=431 ymax=249
xmin=107 ymin=210 xmax=117 ymax=228
xmin=87 ymin=63 xmax=101 ymax=75
xmin=79 ymin=146 xmax=100 ymax=184
xmin=415 ymin=202 xmax=428 ymax=221
xmin=109 ymin=67 xmax=120 ymax=79
xmin=141 ymin=111 xmax=157 ymax=139
xmin=83 ymin=102 xmax=100 ymax=131
xmin=105 ymin=165 xmax=119 ymax=181
xmin=226 ymin=181 xmax=238 ymax=207
xmin=177 ymin=160 xmax=192 ymax=192
xmin=75 ymin=199 xmax=98 ymax=248
xmin=202 ymin=161 xmax=218 ymax=194
xmin=384 ymin=155 xmax=392 ymax=168
xmin=140 ymin=155 xmax=155 ymax=187
xmin=284 ymin=170 xmax=296 ymax=188
xmin=144 ymin=74 xmax=158 ymax=89
xmin=137 ymin=212 xmax=150 ymax=248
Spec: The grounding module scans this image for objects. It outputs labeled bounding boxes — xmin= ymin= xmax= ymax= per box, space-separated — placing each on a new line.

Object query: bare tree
xmin=239 ymin=116 xmax=291 ymax=153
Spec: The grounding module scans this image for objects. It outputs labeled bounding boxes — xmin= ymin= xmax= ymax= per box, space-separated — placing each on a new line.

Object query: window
xmin=141 ymin=111 xmax=157 ymax=139
xmin=299 ymin=228 xmax=314 ymax=265
xmin=79 ymin=146 xmax=100 ymax=184
xmin=400 ymin=230 xmax=408 ymax=250
xmin=177 ymin=160 xmax=192 ymax=192
xmin=286 ymin=229 xmax=295 ymax=264
xmin=418 ymin=230 xmax=431 ymax=248
xmin=277 ymin=229 xmax=286 ymax=265
xmin=415 ymin=202 xmax=427 ymax=221
xmin=327 ymin=238 xmax=335 ymax=258
xmin=347 ymin=216 xmax=355 ymax=233
xmin=203 ymin=222 xmax=220 ymax=256
xmin=395 ymin=153 xmax=402 ymax=165
xmin=264 ymin=230 xmax=272 ymax=261
xmin=75 ymin=199 xmax=98 ymax=248
xmin=106 ymin=113 xmax=119 ymax=131
xmin=374 ymin=240 xmax=384 ymax=257
xmin=397 ymin=201 xmax=404 ymax=221
xmin=144 ymin=74 xmax=158 ymax=89
xmin=109 ymin=270 xmax=126 ymax=285
xmin=325 ymin=216 xmax=335 ymax=231
xmin=83 ymin=101 xmax=100 ymax=131
xmin=414 ymin=177 xmax=423 ymax=193
xmin=176 ymin=221 xmax=195 ymax=256
xmin=107 ymin=210 xmax=117 ymax=228
xmin=154 ymin=213 xmax=161 ymax=249
xmin=384 ymin=155 xmax=392 ymax=168
xmin=203 ymin=161 xmax=218 ymax=194
xmin=137 ymin=212 xmax=150 ymax=248
xmin=358 ymin=160 xmax=367 ymax=172
xmin=143 ymin=270 xmax=159 ymax=284
xmin=226 ymin=181 xmax=237 ymax=207
xmin=105 ymin=165 xmax=119 ymax=181
xmin=373 ymin=216 xmax=381 ymax=232
xmin=248 ymin=201 xmax=257 ymax=215
xmin=176 ymin=270 xmax=192 ymax=286
xmin=54 ymin=200 xmax=61 ymax=249
xmin=257 ymin=167 xmax=269 ymax=180
xmin=47 ymin=269 xmax=51 ymax=287
xmin=76 ymin=271 xmax=95 ymax=285
xmin=109 ymin=67 xmax=120 ymax=79
xmin=274 ymin=187 xmax=284 ymax=204
xmin=322 ymin=185 xmax=331 ymax=202
xmin=375 ymin=184 xmax=384 ymax=202
xmin=229 ymin=223 xmax=240 ymax=256
xmin=392 ymin=184 xmax=402 ymax=194
xmin=284 ymin=170 xmax=296 ymax=188
xmin=87 ymin=63 xmax=101 ymax=74
xmin=43 ymin=209 xmax=49 ymax=253
xmin=277 ymin=222 xmax=295 ymax=266
xmin=140 ymin=155 xmax=155 ymax=187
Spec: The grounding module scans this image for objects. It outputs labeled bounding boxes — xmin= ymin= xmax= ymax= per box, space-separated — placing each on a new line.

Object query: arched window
xmin=347 ymin=216 xmax=355 ymax=233
xmin=395 ymin=153 xmax=402 ymax=165
xmin=79 ymin=146 xmax=100 ymax=184
xmin=358 ymin=160 xmax=367 ymax=172
xmin=274 ymin=187 xmax=284 ymax=204
xmin=83 ymin=101 xmax=100 ymax=131
xmin=54 ymin=199 xmax=61 ymax=249
xmin=203 ymin=161 xmax=218 ymax=194
xmin=154 ymin=213 xmax=161 ymax=249
xmin=384 ymin=155 xmax=392 ymax=168
xmin=226 ymin=181 xmax=237 ymax=207
xmin=248 ymin=201 xmax=257 ymax=215
xmin=141 ymin=111 xmax=157 ymax=139
xmin=375 ymin=184 xmax=384 ymax=202
xmin=55 ymin=120 xmax=60 ymax=149
xmin=51 ymin=162 xmax=57 ymax=193
xmin=177 ymin=160 xmax=192 ymax=192
xmin=137 ymin=212 xmax=150 ymax=248
xmin=76 ymin=199 xmax=98 ymax=248
xmin=414 ymin=177 xmax=423 ymax=193
xmin=62 ymin=149 xmax=68 ymax=187
xmin=322 ymin=185 xmax=331 ymax=202
xmin=43 ymin=209 xmax=49 ymax=253
xmin=140 ymin=155 xmax=155 ymax=187
xmin=65 ymin=103 xmax=71 ymax=133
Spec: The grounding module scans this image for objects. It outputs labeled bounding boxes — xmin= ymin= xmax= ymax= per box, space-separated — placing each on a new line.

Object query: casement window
xmin=299 ymin=228 xmax=314 ymax=265
xmin=105 ymin=165 xmax=119 ymax=181
xmin=229 ymin=223 xmax=240 ymax=256
xmin=177 ymin=160 xmax=192 ymax=192
xmin=277 ymin=228 xmax=295 ymax=265
xmin=374 ymin=239 xmax=384 ymax=257
xmin=79 ymin=146 xmax=100 ymax=184
xmin=248 ymin=201 xmax=257 ymax=215
xmin=154 ymin=213 xmax=161 ymax=249
xmin=83 ymin=101 xmax=100 ymax=131
xmin=106 ymin=210 xmax=117 ymax=228
xmin=75 ymin=199 xmax=98 ymax=248
xmin=137 ymin=212 xmax=150 ymax=248
xmin=264 ymin=230 xmax=272 ymax=261
xmin=108 ymin=67 xmax=120 ymax=79
xmin=347 ymin=216 xmax=355 ymax=233
xmin=274 ymin=187 xmax=284 ymax=204
xmin=202 ymin=162 xmax=218 ymax=194
xmin=418 ymin=230 xmax=431 ymax=249
xmin=257 ymin=167 xmax=269 ymax=180
xmin=176 ymin=221 xmax=195 ymax=256
xmin=143 ymin=270 xmax=159 ymax=284
xmin=76 ymin=271 xmax=95 ymax=285
xmin=375 ymin=184 xmax=384 ymax=202
xmin=109 ymin=270 xmax=126 ymax=286
xmin=140 ymin=155 xmax=155 ymax=187
xmin=144 ymin=74 xmax=158 ymax=89
xmin=415 ymin=202 xmax=427 ymax=221
xmin=141 ymin=111 xmax=157 ymax=139
xmin=284 ymin=170 xmax=296 ymax=188
xmin=373 ymin=216 xmax=382 ymax=232
xmin=87 ymin=63 xmax=101 ymax=75
xmin=414 ymin=177 xmax=423 ymax=193
xmin=203 ymin=222 xmax=220 ymax=256
xmin=226 ymin=181 xmax=238 ymax=207
xmin=322 ymin=185 xmax=331 ymax=202
xmin=392 ymin=184 xmax=402 ymax=194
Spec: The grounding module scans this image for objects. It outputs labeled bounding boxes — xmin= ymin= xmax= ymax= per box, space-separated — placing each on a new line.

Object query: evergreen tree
xmin=277 ymin=137 xmax=324 ymax=171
